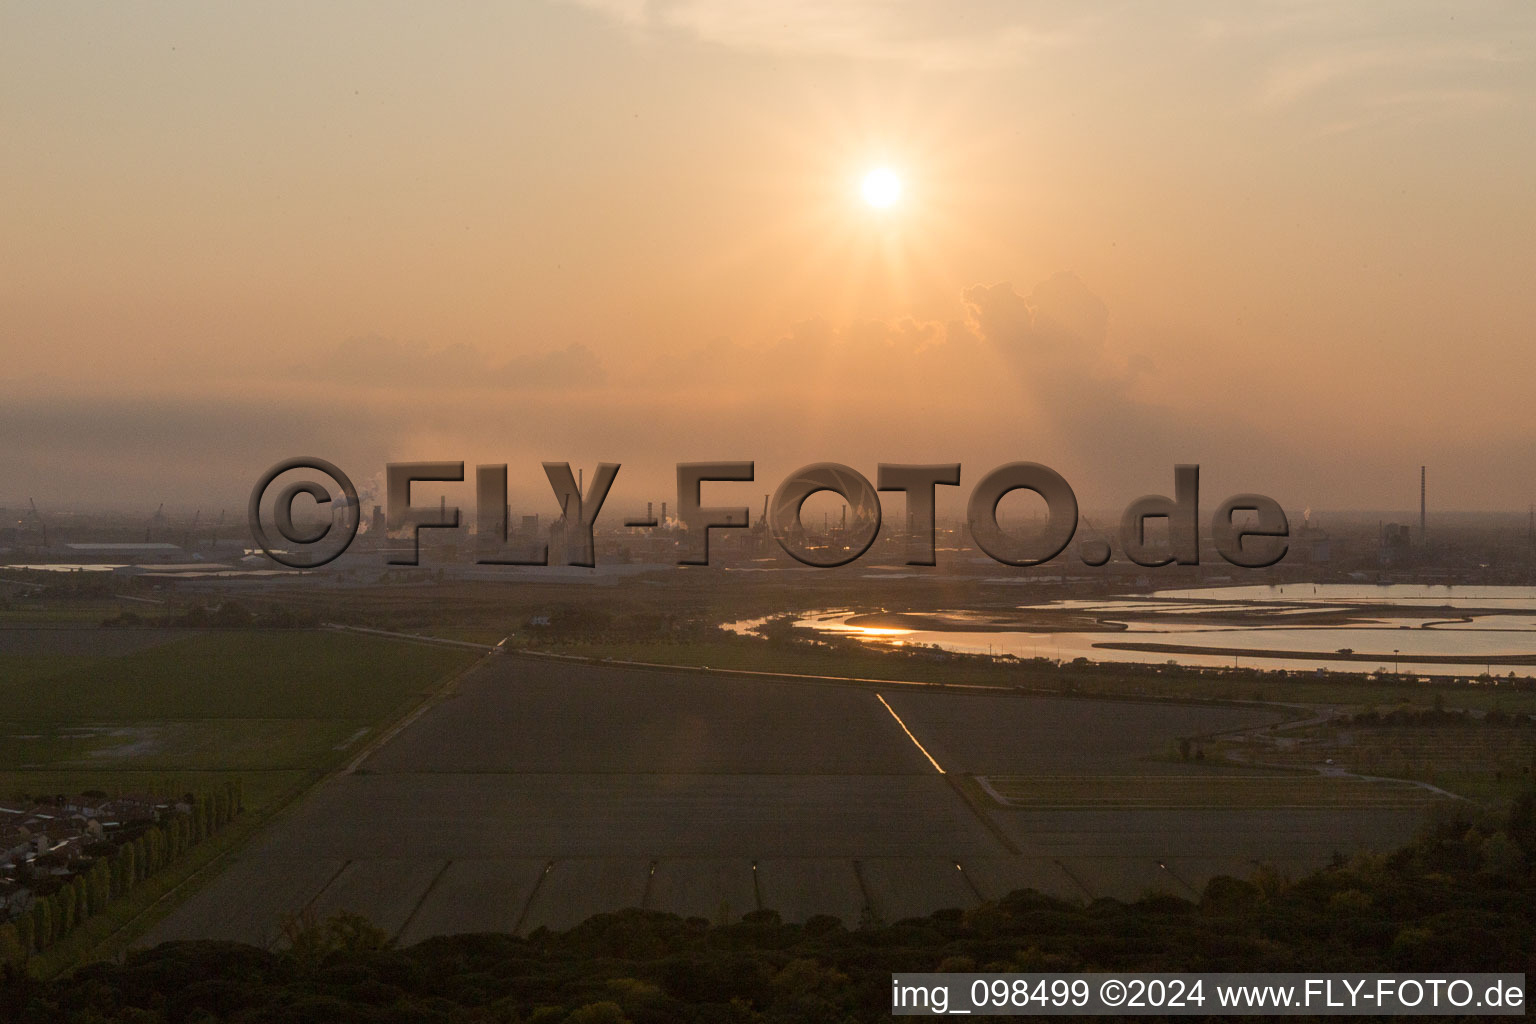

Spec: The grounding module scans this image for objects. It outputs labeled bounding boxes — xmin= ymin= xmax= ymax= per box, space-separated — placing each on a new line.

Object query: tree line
xmin=0 ymin=780 xmax=243 ymax=965
xmin=1 ymin=787 xmax=1531 ymax=1022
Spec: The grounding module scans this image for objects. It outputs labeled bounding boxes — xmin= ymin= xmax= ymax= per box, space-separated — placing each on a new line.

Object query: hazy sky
xmin=3 ymin=2 xmax=1534 ymax=518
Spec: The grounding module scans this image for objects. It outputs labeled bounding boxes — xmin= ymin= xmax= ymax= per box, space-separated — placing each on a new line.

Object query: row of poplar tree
xmin=0 ymin=779 xmax=244 ymax=965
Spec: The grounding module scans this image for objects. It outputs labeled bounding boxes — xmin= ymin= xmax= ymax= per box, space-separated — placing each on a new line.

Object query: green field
xmin=0 ymin=601 xmax=128 ymax=625
xmin=0 ymin=627 xmax=479 ymax=973
xmin=981 ymin=772 xmax=1441 ymax=809
xmin=0 ymin=654 xmax=100 ymax=686
xmin=0 ymin=630 xmax=477 ymax=801
xmin=0 ymin=630 xmax=473 ymax=720
xmin=1216 ymin=721 xmax=1536 ymax=806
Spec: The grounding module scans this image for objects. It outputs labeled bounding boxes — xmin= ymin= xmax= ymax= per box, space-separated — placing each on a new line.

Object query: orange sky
xmin=2 ymin=3 xmax=1534 ymax=515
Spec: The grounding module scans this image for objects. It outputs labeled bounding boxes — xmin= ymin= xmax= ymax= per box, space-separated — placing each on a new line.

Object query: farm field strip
xmin=140 ymin=657 xmax=1440 ymax=944
xmin=0 ymin=628 xmax=480 ymax=963
xmin=980 ymin=773 xmax=1442 ymax=809
xmin=0 ymin=632 xmax=475 ymax=783
xmin=148 ymin=851 xmax=1309 ymax=945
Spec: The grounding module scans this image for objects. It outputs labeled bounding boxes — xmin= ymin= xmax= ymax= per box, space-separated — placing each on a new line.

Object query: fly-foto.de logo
xmin=248 ymin=459 xmax=1287 ymax=571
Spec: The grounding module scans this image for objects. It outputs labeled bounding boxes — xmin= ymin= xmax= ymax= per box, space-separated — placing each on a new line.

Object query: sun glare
xmin=861 ymin=167 xmax=901 ymax=208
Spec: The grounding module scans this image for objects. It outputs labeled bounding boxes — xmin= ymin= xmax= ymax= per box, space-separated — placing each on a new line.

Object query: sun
xmin=860 ymin=167 xmax=902 ymax=208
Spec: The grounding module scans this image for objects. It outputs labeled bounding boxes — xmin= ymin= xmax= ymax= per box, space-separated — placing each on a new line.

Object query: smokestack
xmin=646 ymin=501 xmax=653 ymax=523
xmin=1420 ymin=466 xmax=1426 ymax=543
xmin=661 ymin=501 xmax=667 ymax=525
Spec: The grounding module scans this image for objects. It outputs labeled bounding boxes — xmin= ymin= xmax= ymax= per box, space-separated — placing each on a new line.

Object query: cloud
xmin=11 ymin=274 xmax=1530 ymax=513
xmin=962 ymin=271 xmax=1131 ymax=402
xmin=1259 ymin=41 xmax=1515 ymax=109
xmin=960 ymin=273 xmax=1213 ymax=481
xmin=951 ymin=273 xmax=1499 ymax=507
xmin=620 ymin=309 xmax=1000 ymax=409
xmin=568 ymin=1 xmax=1533 ymax=126
xmin=289 ymin=337 xmax=608 ymax=391
xmin=0 ymin=391 xmax=405 ymax=509
xmin=1239 ymin=6 xmax=1535 ymax=129
xmin=561 ymin=0 xmax=1084 ymax=69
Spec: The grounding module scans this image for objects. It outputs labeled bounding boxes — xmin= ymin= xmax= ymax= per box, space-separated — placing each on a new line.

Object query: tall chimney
xmin=1420 ymin=466 xmax=1426 ymax=543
